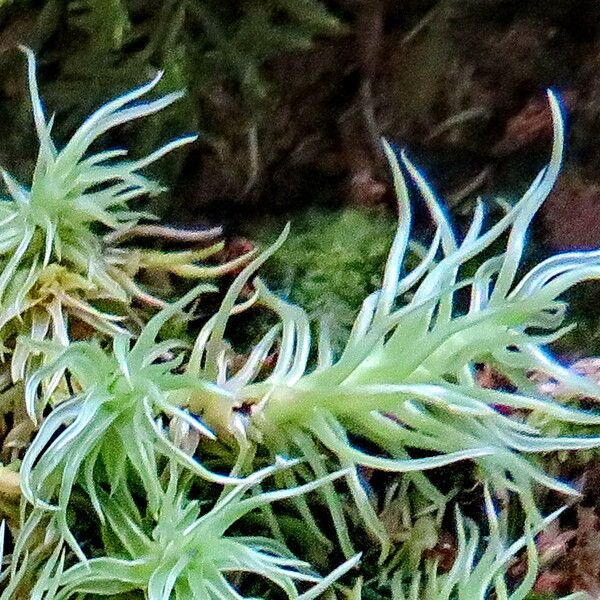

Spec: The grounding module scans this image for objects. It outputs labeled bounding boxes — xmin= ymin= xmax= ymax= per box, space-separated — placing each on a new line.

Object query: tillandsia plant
xmin=183 ymin=90 xmax=600 ymax=557
xmin=49 ymin=462 xmax=359 ymax=600
xmin=388 ymin=489 xmax=590 ymax=600
xmin=0 ymin=48 xmax=251 ymax=382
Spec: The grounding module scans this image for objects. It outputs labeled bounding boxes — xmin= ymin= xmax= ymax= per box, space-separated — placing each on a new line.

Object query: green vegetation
xmin=0 ymin=0 xmax=342 ymax=195
xmin=0 ymin=48 xmax=250 ymax=384
xmin=1 ymin=51 xmax=600 ymax=600
xmin=255 ymin=207 xmax=399 ymax=351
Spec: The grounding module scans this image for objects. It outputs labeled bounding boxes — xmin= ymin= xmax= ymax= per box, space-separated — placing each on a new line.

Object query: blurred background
xmin=1 ymin=0 xmax=600 ymax=353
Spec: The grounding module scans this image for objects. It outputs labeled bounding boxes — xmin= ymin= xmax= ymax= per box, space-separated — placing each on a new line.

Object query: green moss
xmin=255 ymin=207 xmax=399 ymax=350
xmin=0 ymin=0 xmax=342 ymax=194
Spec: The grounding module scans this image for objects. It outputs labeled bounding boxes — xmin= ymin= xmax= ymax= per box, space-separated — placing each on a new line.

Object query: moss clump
xmin=254 ymin=206 xmax=399 ymax=349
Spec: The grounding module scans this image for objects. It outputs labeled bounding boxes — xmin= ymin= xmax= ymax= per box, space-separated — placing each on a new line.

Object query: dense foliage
xmin=1 ymin=49 xmax=600 ymax=600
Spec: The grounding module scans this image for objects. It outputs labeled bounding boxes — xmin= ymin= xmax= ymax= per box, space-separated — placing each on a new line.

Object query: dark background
xmin=1 ymin=1 xmax=599 ymax=240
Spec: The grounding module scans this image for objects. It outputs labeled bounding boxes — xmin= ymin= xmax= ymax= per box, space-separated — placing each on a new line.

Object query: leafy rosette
xmin=390 ymin=490 xmax=589 ymax=600
xmin=0 ymin=49 xmax=251 ymax=380
xmin=45 ymin=463 xmax=359 ymax=600
xmin=185 ymin=91 xmax=600 ymax=557
xmin=20 ymin=285 xmax=231 ymax=559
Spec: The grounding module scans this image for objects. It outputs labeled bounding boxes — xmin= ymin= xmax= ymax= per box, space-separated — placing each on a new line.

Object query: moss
xmin=254 ymin=206 xmax=399 ymax=351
